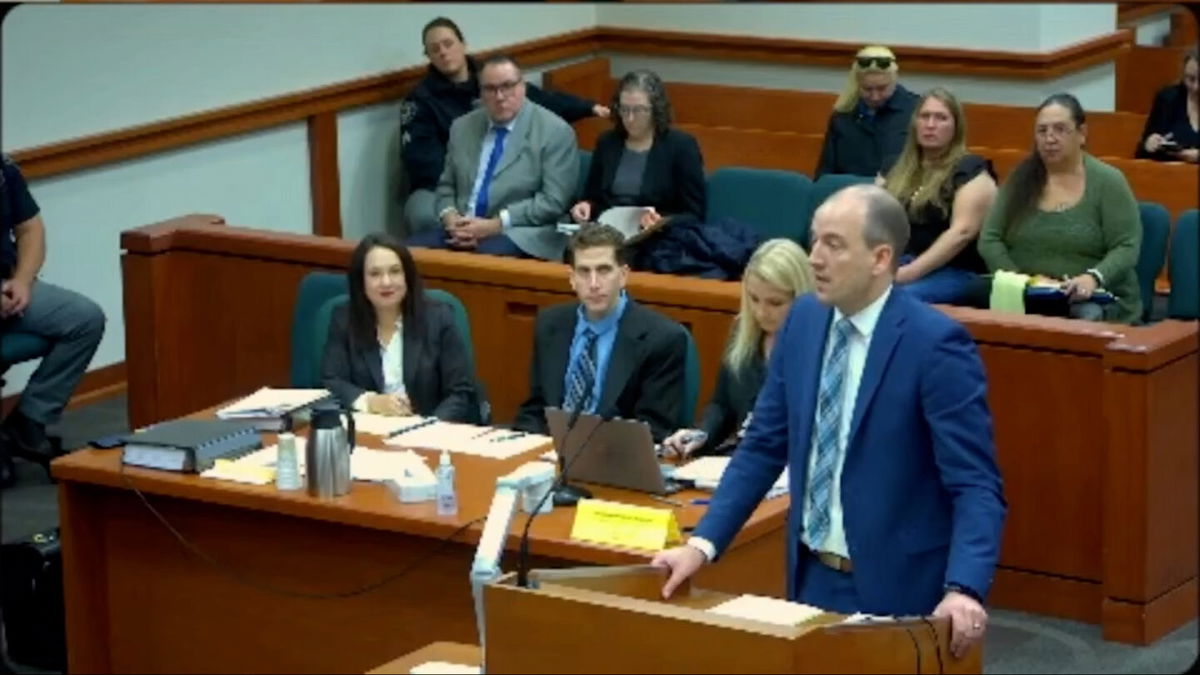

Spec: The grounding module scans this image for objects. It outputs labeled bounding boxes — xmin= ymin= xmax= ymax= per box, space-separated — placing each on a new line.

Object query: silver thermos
xmin=306 ymin=407 xmax=355 ymax=498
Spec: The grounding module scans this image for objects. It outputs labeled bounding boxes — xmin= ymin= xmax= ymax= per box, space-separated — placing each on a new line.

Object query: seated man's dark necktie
xmin=563 ymin=328 xmax=599 ymax=412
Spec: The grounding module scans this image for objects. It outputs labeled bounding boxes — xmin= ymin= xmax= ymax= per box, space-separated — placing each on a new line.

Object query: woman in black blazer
xmin=660 ymin=239 xmax=815 ymax=459
xmin=321 ymin=233 xmax=478 ymax=422
xmin=569 ymin=69 xmax=706 ymax=230
xmin=1136 ymin=49 xmax=1198 ymax=163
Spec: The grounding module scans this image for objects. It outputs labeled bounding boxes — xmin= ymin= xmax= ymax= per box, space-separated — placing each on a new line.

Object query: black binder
xmin=121 ymin=420 xmax=262 ymax=473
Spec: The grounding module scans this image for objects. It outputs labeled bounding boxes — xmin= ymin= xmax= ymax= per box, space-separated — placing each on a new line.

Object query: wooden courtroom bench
xmin=120 ymin=216 xmax=1197 ymax=646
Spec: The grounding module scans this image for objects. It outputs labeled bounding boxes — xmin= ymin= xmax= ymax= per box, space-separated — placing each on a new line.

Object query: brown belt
xmin=813 ymin=550 xmax=853 ymax=573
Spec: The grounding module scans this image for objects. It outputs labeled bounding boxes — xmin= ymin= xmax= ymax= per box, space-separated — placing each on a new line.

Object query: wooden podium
xmin=480 ymin=566 xmax=981 ymax=673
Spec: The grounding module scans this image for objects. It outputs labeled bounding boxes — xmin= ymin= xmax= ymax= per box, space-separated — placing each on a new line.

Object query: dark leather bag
xmin=0 ymin=528 xmax=66 ymax=671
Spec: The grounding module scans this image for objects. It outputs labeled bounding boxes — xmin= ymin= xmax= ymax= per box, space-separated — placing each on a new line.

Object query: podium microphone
xmin=516 ymin=412 xmax=610 ymax=588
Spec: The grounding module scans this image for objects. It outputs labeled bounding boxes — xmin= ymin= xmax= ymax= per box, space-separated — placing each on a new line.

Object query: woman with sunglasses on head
xmin=815 ymin=45 xmax=919 ymax=179
xmin=978 ymin=93 xmax=1142 ymax=324
xmin=569 ymin=70 xmax=706 ymax=233
xmin=401 ymin=17 xmax=611 ymax=235
xmin=1135 ymin=48 xmax=1198 ymax=163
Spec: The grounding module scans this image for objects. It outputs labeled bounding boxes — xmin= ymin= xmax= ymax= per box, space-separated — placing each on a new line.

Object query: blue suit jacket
xmin=692 ymin=288 xmax=1006 ymax=615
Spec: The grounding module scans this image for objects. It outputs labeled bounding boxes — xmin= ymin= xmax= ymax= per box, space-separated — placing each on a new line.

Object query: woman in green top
xmin=978 ymin=93 xmax=1142 ymax=324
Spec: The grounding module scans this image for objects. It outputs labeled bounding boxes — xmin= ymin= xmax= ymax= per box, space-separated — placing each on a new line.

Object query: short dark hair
xmin=479 ymin=54 xmax=521 ymax=77
xmin=610 ymin=69 xmax=673 ymax=138
xmin=347 ymin=233 xmax=426 ymax=350
xmin=565 ymin=223 xmax=629 ymax=267
xmin=857 ymin=185 xmax=911 ymax=269
xmin=421 ymin=17 xmax=464 ymax=47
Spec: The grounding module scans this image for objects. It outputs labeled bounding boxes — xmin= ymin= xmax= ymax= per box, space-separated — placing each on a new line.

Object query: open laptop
xmin=544 ymin=407 xmax=683 ymax=496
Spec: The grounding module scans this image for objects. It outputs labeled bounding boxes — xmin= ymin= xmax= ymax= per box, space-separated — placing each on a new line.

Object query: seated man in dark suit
xmin=513 ymin=224 xmax=686 ymax=442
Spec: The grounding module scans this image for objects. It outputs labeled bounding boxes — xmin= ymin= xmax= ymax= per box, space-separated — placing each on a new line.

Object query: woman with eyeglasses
xmin=815 ymin=45 xmax=919 ymax=179
xmin=978 ymin=93 xmax=1142 ymax=324
xmin=401 ymin=17 xmax=611 ymax=234
xmin=569 ymin=70 xmax=706 ymax=232
xmin=1135 ymin=48 xmax=1198 ymax=163
xmin=880 ymin=87 xmax=997 ymax=305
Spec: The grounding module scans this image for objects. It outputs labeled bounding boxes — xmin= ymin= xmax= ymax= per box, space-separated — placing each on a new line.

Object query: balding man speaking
xmin=652 ymin=185 xmax=1006 ymax=660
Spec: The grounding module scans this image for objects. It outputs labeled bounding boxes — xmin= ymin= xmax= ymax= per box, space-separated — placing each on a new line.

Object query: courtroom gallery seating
xmin=1136 ymin=202 xmax=1172 ymax=323
xmin=1168 ymin=209 xmax=1199 ymax=319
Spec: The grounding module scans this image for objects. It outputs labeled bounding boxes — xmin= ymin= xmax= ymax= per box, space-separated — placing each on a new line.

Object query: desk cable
xmin=118 ymin=464 xmax=485 ymax=600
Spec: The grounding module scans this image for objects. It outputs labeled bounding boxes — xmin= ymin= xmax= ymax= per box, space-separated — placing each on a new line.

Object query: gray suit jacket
xmin=435 ymin=100 xmax=578 ymax=261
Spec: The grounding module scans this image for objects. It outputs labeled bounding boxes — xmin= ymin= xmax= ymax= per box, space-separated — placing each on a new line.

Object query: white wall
xmin=597 ymin=4 xmax=1117 ymax=52
xmin=1134 ymin=13 xmax=1175 ymax=46
xmin=2 ymin=4 xmax=597 ymax=148
xmin=606 ymin=54 xmax=1116 ymax=111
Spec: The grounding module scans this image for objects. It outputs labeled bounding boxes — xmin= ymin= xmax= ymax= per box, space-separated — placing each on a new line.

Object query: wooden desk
xmin=52 ymin=425 xmax=786 ymax=674
xmin=119 ymin=217 xmax=1198 ymax=645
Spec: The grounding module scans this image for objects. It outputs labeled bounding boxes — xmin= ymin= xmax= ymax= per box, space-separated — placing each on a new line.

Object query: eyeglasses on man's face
xmin=482 ymin=79 xmax=522 ymax=97
xmin=856 ymin=56 xmax=894 ymax=69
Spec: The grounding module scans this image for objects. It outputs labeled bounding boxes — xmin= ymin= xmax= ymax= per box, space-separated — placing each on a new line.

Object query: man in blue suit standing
xmin=652 ymin=184 xmax=1005 ymax=659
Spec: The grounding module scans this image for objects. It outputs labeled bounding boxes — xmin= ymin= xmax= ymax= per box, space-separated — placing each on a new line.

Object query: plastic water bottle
xmin=275 ymin=432 xmax=303 ymax=491
xmin=436 ymin=449 xmax=458 ymax=516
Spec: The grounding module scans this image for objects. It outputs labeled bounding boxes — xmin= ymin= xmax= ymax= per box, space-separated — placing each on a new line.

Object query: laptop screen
xmin=544 ymin=407 xmax=671 ymax=495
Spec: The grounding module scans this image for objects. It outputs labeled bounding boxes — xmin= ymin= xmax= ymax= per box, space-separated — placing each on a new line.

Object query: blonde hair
xmin=833 ymin=45 xmax=899 ymax=114
xmin=883 ymin=87 xmax=969 ymax=219
xmin=725 ymin=239 xmax=815 ymax=374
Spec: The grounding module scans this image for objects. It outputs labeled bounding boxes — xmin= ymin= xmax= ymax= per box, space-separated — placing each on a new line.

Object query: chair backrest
xmin=1136 ymin=202 xmax=1171 ymax=323
xmin=681 ymin=327 xmax=701 ymax=428
xmin=705 ymin=167 xmax=814 ymax=244
xmin=1168 ymin=209 xmax=1199 ymax=319
xmin=576 ymin=149 xmax=593 ymax=203
xmin=291 ymin=271 xmax=349 ymax=388
xmin=425 ymin=288 xmax=475 ymax=372
xmin=803 ymin=174 xmax=876 ymax=245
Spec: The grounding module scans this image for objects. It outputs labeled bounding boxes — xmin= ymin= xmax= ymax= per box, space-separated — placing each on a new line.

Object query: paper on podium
xmin=674 ymin=456 xmax=789 ymax=497
xmin=707 ymin=594 xmax=824 ymax=627
xmin=408 ymin=662 xmax=480 ymax=675
xmin=385 ymin=421 xmax=550 ymax=460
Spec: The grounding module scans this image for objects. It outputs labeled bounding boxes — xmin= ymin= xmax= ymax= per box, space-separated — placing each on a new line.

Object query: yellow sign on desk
xmin=569 ymin=499 xmax=683 ymax=551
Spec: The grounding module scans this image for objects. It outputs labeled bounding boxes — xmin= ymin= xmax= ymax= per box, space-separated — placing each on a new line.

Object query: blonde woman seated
xmin=881 ymin=87 xmax=997 ymax=305
xmin=978 ymin=93 xmax=1142 ymax=324
xmin=661 ymin=239 xmax=814 ymax=459
xmin=815 ymin=45 xmax=919 ymax=179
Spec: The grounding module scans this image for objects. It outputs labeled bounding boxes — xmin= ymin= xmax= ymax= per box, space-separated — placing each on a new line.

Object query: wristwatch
xmin=944 ymin=582 xmax=981 ymax=602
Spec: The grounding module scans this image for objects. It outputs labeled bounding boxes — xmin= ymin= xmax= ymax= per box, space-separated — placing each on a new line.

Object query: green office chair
xmin=1135 ymin=202 xmax=1171 ymax=323
xmin=1168 ymin=209 xmax=1199 ymax=320
xmin=290 ymin=271 xmax=348 ymax=388
xmin=680 ymin=328 xmax=701 ymax=429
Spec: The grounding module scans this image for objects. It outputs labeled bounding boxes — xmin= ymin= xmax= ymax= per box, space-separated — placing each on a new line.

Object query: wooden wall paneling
xmin=975 ymin=345 xmax=1104 ymax=582
xmin=1103 ymin=578 xmax=1199 ymax=645
xmin=1116 ymin=46 xmax=1189 ymax=114
xmin=1167 ymin=6 xmax=1198 ymax=47
xmin=1103 ymin=353 xmax=1199 ymax=603
xmin=990 ymin=567 xmax=1102 ymax=624
xmin=540 ymin=56 xmax=612 ymax=105
xmin=307 ymin=112 xmax=343 ymax=238
xmin=58 ymin=483 xmax=114 ymax=675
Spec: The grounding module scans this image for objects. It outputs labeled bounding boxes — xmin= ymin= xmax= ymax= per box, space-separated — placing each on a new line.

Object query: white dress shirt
xmin=353 ymin=318 xmax=406 ymax=412
xmin=687 ymin=286 xmax=893 ymax=563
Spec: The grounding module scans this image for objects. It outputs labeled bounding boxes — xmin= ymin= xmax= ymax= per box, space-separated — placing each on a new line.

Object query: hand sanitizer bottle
xmin=436 ymin=449 xmax=458 ymax=516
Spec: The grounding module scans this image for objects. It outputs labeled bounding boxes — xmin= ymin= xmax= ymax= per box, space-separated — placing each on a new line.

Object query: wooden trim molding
xmin=10 ymin=25 xmax=1132 ymax=182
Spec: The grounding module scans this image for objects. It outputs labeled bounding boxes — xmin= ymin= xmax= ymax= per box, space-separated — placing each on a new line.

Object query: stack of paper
xmin=673 ymin=456 xmax=788 ymax=498
xmin=707 ymin=594 xmax=824 ymax=626
xmin=385 ymin=422 xmax=551 ymax=460
xmin=353 ymin=413 xmax=426 ymax=437
xmin=216 ymin=387 xmax=331 ymax=430
xmin=210 ymin=439 xmax=431 ymax=483
xmin=409 ymin=663 xmax=480 ymax=675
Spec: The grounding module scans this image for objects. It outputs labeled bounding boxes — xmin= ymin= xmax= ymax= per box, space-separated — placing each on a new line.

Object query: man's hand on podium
xmin=932 ymin=590 xmax=988 ymax=659
xmin=651 ymin=544 xmax=707 ymax=599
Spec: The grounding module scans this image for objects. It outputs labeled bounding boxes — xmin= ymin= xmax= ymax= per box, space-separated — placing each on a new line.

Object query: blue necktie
xmin=807 ymin=318 xmax=854 ymax=549
xmin=474 ymin=126 xmax=509 ymax=218
xmin=563 ymin=329 xmax=599 ymax=413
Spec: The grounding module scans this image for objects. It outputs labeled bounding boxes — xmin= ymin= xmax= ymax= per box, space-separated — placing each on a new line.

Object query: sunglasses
xmin=856 ymin=56 xmax=894 ymax=69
